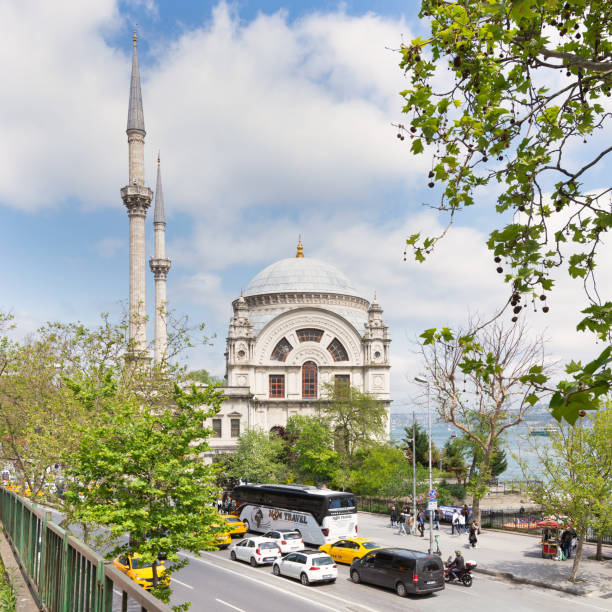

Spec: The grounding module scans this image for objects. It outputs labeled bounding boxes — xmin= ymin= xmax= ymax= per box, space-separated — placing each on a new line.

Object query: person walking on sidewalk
xmin=468 ymin=522 xmax=478 ymax=548
xmin=396 ymin=510 xmax=407 ymax=535
xmin=451 ymin=509 xmax=459 ymax=535
xmin=417 ymin=510 xmax=425 ymax=537
xmin=458 ymin=510 xmax=466 ymax=534
xmin=389 ymin=505 xmax=398 ymax=528
xmin=434 ymin=507 xmax=441 ymax=530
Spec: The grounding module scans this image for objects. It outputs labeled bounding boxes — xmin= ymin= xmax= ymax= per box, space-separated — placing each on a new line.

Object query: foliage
xmin=224 ymin=429 xmax=285 ymax=484
xmin=284 ymin=415 xmax=338 ymax=484
xmin=401 ymin=421 xmax=440 ymax=468
xmin=522 ymin=407 xmax=612 ymax=581
xmin=0 ymin=556 xmax=16 ymax=612
xmin=400 ymin=0 xmax=612 ymax=423
xmin=419 ymin=319 xmax=546 ymax=523
xmin=186 ymin=368 xmax=224 ymax=386
xmin=438 ymin=482 xmax=467 ymax=505
xmin=65 ymin=378 xmax=224 ymax=605
xmin=442 ymin=439 xmax=468 ymax=483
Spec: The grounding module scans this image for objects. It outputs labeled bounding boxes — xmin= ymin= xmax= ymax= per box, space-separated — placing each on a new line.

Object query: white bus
xmin=232 ymin=484 xmax=358 ymax=546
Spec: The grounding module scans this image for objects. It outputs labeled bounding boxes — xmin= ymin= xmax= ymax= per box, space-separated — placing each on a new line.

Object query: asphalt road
xmin=168 ymin=546 xmax=612 ymax=612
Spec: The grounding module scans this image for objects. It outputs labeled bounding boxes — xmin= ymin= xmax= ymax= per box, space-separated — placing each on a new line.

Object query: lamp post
xmin=412 ymin=411 xmax=416 ymax=535
xmin=415 ymin=376 xmax=433 ymax=554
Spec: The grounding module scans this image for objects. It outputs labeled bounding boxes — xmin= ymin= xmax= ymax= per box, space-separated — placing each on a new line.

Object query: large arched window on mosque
xmin=271 ymin=337 xmax=293 ymax=362
xmin=327 ymin=338 xmax=349 ymax=362
xmin=296 ymin=328 xmax=323 ymax=343
xmin=302 ymin=361 xmax=318 ymax=398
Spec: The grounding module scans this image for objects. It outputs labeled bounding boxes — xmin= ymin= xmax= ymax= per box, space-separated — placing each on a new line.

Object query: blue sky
xmin=1 ymin=0 xmax=609 ymax=408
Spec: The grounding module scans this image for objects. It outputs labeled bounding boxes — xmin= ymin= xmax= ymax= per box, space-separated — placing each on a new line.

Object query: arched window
xmin=327 ymin=338 xmax=348 ymax=362
xmin=302 ymin=361 xmax=318 ymax=398
xmin=271 ymin=337 xmax=293 ymax=362
xmin=296 ymin=328 xmax=323 ymax=343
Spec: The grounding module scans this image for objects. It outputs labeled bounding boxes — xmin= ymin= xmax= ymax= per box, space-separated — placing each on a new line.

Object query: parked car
xmin=350 ymin=548 xmax=444 ymax=597
xmin=112 ymin=554 xmax=170 ymax=590
xmin=272 ymin=551 xmax=337 ymax=585
xmin=230 ymin=537 xmax=281 ymax=567
xmin=262 ymin=529 xmax=304 ymax=554
xmin=216 ymin=530 xmax=232 ymax=549
xmin=319 ymin=537 xmax=383 ymax=564
xmin=221 ymin=514 xmax=247 ymax=537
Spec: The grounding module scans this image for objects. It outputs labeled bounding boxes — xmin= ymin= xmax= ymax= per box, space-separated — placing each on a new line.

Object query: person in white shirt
xmin=458 ymin=511 xmax=466 ymax=534
xmin=452 ymin=509 xmax=459 ymax=535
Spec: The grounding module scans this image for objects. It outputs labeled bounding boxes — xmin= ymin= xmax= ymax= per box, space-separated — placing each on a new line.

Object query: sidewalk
xmin=358 ymin=512 xmax=612 ymax=598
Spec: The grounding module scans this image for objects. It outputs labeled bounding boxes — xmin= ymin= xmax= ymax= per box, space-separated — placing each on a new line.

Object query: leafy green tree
xmin=442 ymin=439 xmax=468 ymax=484
xmin=399 ymin=0 xmax=612 ymax=424
xmin=284 ymin=415 xmax=338 ymax=484
xmin=186 ymin=368 xmax=224 ymax=386
xmin=401 ymin=421 xmax=440 ymax=468
xmin=225 ymin=429 xmax=285 ymax=484
xmin=66 ymin=377 xmax=224 ymax=606
xmin=419 ymin=319 xmax=547 ymax=524
xmin=522 ymin=407 xmax=612 ymax=581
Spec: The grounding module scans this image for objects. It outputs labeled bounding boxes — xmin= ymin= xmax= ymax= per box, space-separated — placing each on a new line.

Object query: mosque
xmin=120 ymin=34 xmax=391 ymax=458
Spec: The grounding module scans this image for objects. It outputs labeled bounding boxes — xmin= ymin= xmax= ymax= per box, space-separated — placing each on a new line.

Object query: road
xmin=169 ymin=546 xmax=612 ymax=612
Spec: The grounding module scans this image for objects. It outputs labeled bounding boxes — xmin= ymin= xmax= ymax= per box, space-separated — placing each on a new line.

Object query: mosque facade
xmin=120 ymin=35 xmax=391 ymax=456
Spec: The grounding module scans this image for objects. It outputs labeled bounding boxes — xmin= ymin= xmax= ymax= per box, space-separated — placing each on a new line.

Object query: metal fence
xmin=0 ymin=487 xmax=171 ymax=612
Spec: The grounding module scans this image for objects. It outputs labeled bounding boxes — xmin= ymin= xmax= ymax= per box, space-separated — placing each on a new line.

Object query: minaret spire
xmin=150 ymin=153 xmax=171 ymax=364
xmin=121 ymin=30 xmax=152 ymax=360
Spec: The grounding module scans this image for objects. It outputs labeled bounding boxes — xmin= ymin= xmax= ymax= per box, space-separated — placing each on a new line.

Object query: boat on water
xmin=528 ymin=423 xmax=558 ymax=436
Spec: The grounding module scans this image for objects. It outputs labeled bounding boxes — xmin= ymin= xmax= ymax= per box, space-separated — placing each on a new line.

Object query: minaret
xmin=120 ymin=31 xmax=152 ymax=359
xmin=149 ymin=154 xmax=171 ymax=363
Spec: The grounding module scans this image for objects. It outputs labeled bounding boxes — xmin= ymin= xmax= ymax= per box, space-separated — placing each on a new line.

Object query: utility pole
xmin=415 ymin=376 xmax=433 ymax=555
xmin=412 ymin=411 xmax=417 ymax=534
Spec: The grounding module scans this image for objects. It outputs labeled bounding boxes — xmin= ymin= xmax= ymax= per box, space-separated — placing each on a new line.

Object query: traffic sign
xmin=428 ymin=501 xmax=438 ymax=511
xmin=428 ymin=489 xmax=437 ymax=501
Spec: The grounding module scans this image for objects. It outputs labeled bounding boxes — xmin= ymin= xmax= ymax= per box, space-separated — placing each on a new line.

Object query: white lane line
xmin=186 ymin=552 xmax=382 ymax=612
xmin=171 ymin=578 xmax=194 ymax=590
xmin=215 ymin=599 xmax=245 ymax=612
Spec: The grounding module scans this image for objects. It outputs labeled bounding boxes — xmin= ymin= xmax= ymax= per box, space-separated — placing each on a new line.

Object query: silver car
xmin=272 ymin=551 xmax=337 ymax=585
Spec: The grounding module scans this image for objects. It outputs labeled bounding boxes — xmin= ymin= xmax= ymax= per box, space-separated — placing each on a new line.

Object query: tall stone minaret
xmin=149 ymin=154 xmax=171 ymax=363
xmin=120 ymin=31 xmax=152 ymax=359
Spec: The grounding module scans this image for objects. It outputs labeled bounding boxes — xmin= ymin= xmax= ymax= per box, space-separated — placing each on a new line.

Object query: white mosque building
xmin=119 ymin=34 xmax=391 ymax=457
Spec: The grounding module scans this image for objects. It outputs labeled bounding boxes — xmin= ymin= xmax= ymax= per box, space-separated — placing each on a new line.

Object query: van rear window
xmin=423 ymin=562 xmax=441 ymax=572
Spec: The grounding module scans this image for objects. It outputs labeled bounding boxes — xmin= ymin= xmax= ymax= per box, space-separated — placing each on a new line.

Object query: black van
xmin=350 ymin=548 xmax=444 ymax=596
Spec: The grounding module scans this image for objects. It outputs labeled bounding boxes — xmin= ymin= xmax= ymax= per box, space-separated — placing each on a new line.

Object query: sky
xmin=0 ymin=0 xmax=610 ymax=413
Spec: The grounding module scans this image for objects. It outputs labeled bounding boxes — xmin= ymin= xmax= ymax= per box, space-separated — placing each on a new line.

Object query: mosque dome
xmin=244 ymin=256 xmax=361 ymax=298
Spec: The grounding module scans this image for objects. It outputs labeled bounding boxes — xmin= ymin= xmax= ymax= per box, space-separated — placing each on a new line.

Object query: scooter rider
xmin=449 ymin=550 xmax=465 ymax=581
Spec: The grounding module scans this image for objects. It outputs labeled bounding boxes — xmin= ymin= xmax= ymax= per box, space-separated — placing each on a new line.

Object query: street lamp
xmin=404 ymin=412 xmax=417 ymax=534
xmin=415 ymin=376 xmax=433 ymax=555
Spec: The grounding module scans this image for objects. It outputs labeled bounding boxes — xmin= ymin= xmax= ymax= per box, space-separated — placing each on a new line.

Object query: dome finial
xmin=373 ymin=291 xmax=377 ymax=302
xmin=296 ymin=235 xmax=304 ymax=258
xmin=133 ymin=29 xmax=138 ymax=47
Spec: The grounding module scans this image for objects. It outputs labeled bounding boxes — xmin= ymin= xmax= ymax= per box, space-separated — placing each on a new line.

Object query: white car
xmin=262 ymin=529 xmax=304 ymax=554
xmin=272 ymin=551 xmax=337 ymax=585
xmin=230 ymin=537 xmax=281 ymax=567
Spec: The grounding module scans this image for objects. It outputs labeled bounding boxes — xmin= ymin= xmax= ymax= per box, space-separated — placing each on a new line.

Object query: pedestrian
xmin=396 ymin=510 xmax=407 ymax=535
xmin=461 ymin=504 xmax=469 ymax=528
xmin=434 ymin=507 xmax=441 ymax=530
xmin=458 ymin=510 xmax=466 ymax=534
xmin=468 ymin=522 xmax=478 ymax=548
xmin=389 ymin=505 xmax=398 ymax=528
xmin=417 ymin=510 xmax=425 ymax=537
xmin=451 ymin=509 xmax=459 ymax=535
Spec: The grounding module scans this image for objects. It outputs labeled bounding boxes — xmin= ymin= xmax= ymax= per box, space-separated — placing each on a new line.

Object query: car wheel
xmin=300 ymin=573 xmax=310 ymax=586
xmin=273 ymin=564 xmax=281 ymax=576
xmin=243 ymin=520 xmax=250 ymax=532
xmin=250 ymin=557 xmax=258 ymax=568
xmin=462 ymin=574 xmax=473 ymax=587
xmin=395 ymin=582 xmax=407 ymax=597
xmin=230 ymin=550 xmax=237 ymax=561
xmin=329 ymin=579 xmax=336 ymax=584
xmin=350 ymin=570 xmax=361 ymax=584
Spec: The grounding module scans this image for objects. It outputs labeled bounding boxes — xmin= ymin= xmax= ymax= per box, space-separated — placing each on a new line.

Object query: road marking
xmin=215 ymin=599 xmax=245 ymax=612
xmin=186 ymin=552 xmax=381 ymax=612
xmin=171 ymin=578 xmax=194 ymax=590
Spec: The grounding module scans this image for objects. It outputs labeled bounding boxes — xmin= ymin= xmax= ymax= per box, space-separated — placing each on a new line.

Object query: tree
xmin=522 ymin=407 xmax=612 ymax=581
xmin=225 ymin=429 xmax=285 ymax=484
xmin=66 ymin=377 xmax=224 ymax=605
xmin=419 ymin=319 xmax=547 ymax=524
xmin=186 ymin=368 xmax=224 ymax=386
xmin=284 ymin=415 xmax=338 ymax=484
xmin=399 ymin=1 xmax=612 ymax=424
xmin=442 ymin=439 xmax=468 ymax=484
xmin=401 ymin=421 xmax=440 ymax=468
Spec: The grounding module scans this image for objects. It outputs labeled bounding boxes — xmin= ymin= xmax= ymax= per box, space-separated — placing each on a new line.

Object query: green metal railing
xmin=0 ymin=487 xmax=171 ymax=612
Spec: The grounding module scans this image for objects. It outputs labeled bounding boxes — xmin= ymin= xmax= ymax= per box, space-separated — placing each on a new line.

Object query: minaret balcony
xmin=121 ymin=185 xmax=153 ymax=200
xmin=150 ymin=258 xmax=171 ymax=279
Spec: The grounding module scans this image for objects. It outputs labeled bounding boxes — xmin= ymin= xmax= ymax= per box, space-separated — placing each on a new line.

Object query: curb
xmin=473 ymin=566 xmax=594 ymax=596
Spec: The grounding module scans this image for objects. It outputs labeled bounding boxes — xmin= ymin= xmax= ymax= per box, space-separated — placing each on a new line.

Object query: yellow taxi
xmin=319 ymin=538 xmax=384 ymax=564
xmin=221 ymin=514 xmax=247 ymax=537
xmin=216 ymin=531 xmax=232 ymax=549
xmin=113 ymin=554 xmax=170 ymax=590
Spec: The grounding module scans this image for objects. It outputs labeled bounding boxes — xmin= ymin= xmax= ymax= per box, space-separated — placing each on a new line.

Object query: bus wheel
xmin=243 ymin=520 xmax=250 ymax=532
xmin=300 ymin=573 xmax=310 ymax=586
xmin=350 ymin=570 xmax=361 ymax=584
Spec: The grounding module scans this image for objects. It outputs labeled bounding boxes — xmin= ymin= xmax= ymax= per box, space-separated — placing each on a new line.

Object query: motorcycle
xmin=444 ymin=557 xmax=476 ymax=587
